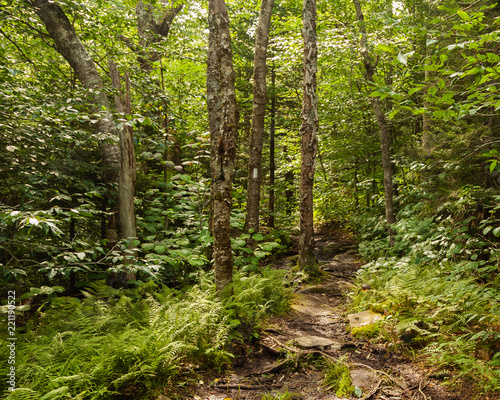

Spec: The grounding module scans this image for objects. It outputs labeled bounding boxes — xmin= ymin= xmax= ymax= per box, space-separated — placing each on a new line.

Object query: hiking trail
xmin=186 ymin=227 xmax=467 ymax=400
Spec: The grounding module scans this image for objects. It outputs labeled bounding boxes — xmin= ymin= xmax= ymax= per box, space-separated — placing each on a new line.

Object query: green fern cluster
xmin=1 ymin=269 xmax=292 ymax=400
xmin=353 ymin=257 xmax=500 ymax=393
xmin=0 ymin=281 xmax=230 ymax=399
xmin=224 ymin=268 xmax=293 ymax=338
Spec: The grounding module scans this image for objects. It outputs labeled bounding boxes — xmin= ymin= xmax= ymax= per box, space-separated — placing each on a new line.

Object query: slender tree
xmin=268 ymin=65 xmax=277 ymax=228
xmin=353 ymin=0 xmax=396 ymax=245
xmin=298 ymin=0 xmax=319 ymax=272
xmin=244 ymin=0 xmax=275 ymax=234
xmin=207 ymin=0 xmax=239 ymax=297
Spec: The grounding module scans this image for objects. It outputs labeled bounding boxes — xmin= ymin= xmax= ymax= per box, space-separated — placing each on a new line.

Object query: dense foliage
xmin=1 ymin=0 xmax=499 ymax=398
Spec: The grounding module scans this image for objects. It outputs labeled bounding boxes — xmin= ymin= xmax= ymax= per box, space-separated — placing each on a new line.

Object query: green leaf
xmin=376 ymin=44 xmax=396 ymax=54
xmin=154 ymin=245 xmax=166 ymax=254
xmin=457 ymin=9 xmax=471 ymax=21
xmin=252 ymin=233 xmax=264 ymax=241
xmin=408 ymin=87 xmax=423 ymax=96
xmin=489 ymin=160 xmax=497 ymax=172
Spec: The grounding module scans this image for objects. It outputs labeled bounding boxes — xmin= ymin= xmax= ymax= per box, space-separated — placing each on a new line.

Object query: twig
xmin=418 ymin=379 xmax=428 ymax=400
xmin=213 ymin=383 xmax=282 ymax=390
xmin=360 ymin=378 xmax=383 ymax=400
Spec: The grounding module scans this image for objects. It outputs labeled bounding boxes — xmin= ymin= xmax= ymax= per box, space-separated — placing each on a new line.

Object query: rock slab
xmin=291 ymin=293 xmax=336 ymax=316
xmin=350 ymin=369 xmax=379 ymax=391
xmin=347 ymin=310 xmax=384 ymax=328
xmin=293 ymin=335 xmax=348 ymax=350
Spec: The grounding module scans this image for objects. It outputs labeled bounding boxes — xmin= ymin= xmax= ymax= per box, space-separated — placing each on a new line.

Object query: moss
xmin=323 ymin=358 xmax=355 ymax=398
xmin=351 ymin=323 xmax=381 ymax=339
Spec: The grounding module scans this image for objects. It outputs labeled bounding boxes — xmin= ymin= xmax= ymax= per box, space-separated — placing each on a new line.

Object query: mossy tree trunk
xmin=298 ymin=0 xmax=319 ymax=273
xmin=207 ymin=0 xmax=239 ymax=297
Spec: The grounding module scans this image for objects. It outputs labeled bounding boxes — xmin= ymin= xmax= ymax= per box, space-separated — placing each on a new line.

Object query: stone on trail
xmin=347 ymin=310 xmax=384 ymax=329
xmin=350 ymin=369 xmax=379 ymax=391
xmin=291 ymin=293 xmax=336 ymax=316
xmin=293 ymin=335 xmax=348 ymax=350
xmin=296 ymin=282 xmax=352 ymax=296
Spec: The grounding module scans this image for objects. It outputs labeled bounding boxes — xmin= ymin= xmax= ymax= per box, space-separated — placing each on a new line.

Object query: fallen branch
xmin=213 ymin=383 xmax=282 ymax=390
xmin=360 ymin=378 xmax=383 ymax=400
xmin=418 ymin=379 xmax=428 ymax=400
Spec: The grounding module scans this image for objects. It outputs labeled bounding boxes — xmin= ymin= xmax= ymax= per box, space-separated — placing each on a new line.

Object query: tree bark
xmin=28 ymin=0 xmax=121 ymax=242
xmin=207 ymin=0 xmax=239 ymax=297
xmin=108 ymin=59 xmax=137 ymax=243
xmin=135 ymin=0 xmax=184 ymax=71
xmin=109 ymin=59 xmax=137 ymax=283
xmin=298 ymin=0 xmax=319 ymax=272
xmin=244 ymin=0 xmax=275 ymax=234
xmin=353 ymin=0 xmax=396 ymax=245
xmin=268 ymin=65 xmax=276 ymax=229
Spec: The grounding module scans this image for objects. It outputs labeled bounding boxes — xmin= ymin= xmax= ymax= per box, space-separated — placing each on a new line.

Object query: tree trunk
xmin=245 ymin=0 xmax=275 ymax=234
xmin=268 ymin=65 xmax=276 ymax=228
xmin=207 ymin=0 xmax=239 ymax=298
xmin=135 ymin=0 xmax=184 ymax=71
xmin=28 ymin=0 xmax=121 ymax=242
xmin=421 ymin=68 xmax=434 ymax=156
xmin=109 ymin=59 xmax=137 ymax=283
xmin=298 ymin=0 xmax=319 ymax=272
xmin=353 ymin=0 xmax=396 ymax=245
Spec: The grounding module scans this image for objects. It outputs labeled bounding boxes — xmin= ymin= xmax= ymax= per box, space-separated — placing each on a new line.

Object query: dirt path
xmin=190 ymin=228 xmax=463 ymax=400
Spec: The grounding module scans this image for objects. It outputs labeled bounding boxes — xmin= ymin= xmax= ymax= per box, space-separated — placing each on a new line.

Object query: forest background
xmin=0 ymin=0 xmax=499 ymax=398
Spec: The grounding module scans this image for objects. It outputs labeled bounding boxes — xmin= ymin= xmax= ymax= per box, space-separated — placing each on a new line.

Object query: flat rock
xmin=333 ymin=253 xmax=358 ymax=263
xmin=296 ymin=283 xmax=350 ymax=296
xmin=350 ymin=369 xmax=379 ymax=391
xmin=347 ymin=310 xmax=384 ymax=328
xmin=291 ymin=293 xmax=336 ymax=316
xmin=293 ymin=335 xmax=347 ymax=350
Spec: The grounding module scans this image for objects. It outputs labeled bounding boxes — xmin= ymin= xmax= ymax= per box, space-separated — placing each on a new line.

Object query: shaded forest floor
xmin=186 ymin=226 xmax=489 ymax=400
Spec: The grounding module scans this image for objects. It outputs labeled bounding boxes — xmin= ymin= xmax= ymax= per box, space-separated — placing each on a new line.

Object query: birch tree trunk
xmin=353 ymin=0 xmax=396 ymax=245
xmin=207 ymin=0 xmax=239 ymax=297
xmin=244 ymin=0 xmax=275 ymax=234
xmin=298 ymin=0 xmax=319 ymax=272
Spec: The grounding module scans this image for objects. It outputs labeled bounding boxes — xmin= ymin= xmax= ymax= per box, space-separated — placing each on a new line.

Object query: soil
xmin=184 ymin=226 xmax=495 ymax=400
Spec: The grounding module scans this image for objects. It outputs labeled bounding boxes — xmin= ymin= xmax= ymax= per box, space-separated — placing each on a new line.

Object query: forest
xmin=0 ymin=0 xmax=499 ymax=399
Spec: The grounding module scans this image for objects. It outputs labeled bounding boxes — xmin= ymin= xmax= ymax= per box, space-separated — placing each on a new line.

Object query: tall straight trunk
xmin=353 ymin=0 xmax=396 ymax=245
xmin=108 ymin=59 xmax=137 ymax=243
xmin=298 ymin=0 xmax=319 ymax=272
xmin=28 ymin=0 xmax=121 ymax=242
xmin=422 ymin=68 xmax=434 ymax=156
xmin=268 ymin=65 xmax=276 ymax=228
xmin=244 ymin=0 xmax=275 ymax=234
xmin=109 ymin=59 xmax=137 ymax=283
xmin=207 ymin=0 xmax=239 ymax=297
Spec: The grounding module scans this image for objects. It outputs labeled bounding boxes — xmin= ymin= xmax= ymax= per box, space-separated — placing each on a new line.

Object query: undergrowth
xmin=0 ymin=268 xmax=291 ymax=399
xmin=349 ymin=184 xmax=500 ymax=395
xmin=322 ymin=357 xmax=357 ymax=398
